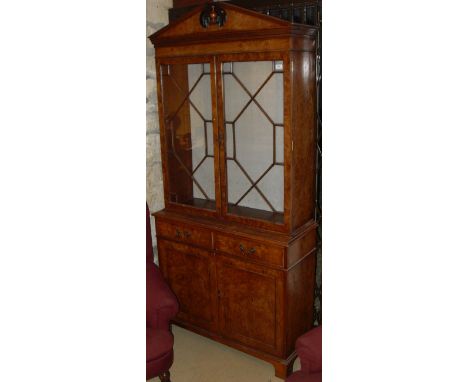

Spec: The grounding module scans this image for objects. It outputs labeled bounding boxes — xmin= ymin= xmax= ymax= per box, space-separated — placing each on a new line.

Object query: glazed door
xmin=217 ymin=255 xmax=283 ymax=356
xmin=158 ymin=57 xmax=221 ymax=216
xmin=158 ymin=239 xmax=218 ymax=332
xmin=216 ymin=53 xmax=288 ymax=229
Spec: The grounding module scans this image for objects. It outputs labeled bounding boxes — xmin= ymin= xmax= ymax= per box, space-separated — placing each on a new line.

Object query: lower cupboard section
xmin=157 ymin=238 xmax=292 ymax=359
xmin=155 ymin=222 xmax=317 ymax=375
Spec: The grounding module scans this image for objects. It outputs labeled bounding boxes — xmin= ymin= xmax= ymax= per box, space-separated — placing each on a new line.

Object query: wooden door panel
xmin=217 ymin=256 xmax=282 ymax=355
xmin=158 ymin=239 xmax=217 ymax=332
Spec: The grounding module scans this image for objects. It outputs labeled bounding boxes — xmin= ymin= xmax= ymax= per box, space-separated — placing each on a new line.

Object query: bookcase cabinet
xmin=149 ymin=3 xmax=318 ymax=378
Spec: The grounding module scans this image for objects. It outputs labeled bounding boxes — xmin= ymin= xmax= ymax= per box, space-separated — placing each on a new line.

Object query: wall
xmin=146 ymin=0 xmax=173 ymax=248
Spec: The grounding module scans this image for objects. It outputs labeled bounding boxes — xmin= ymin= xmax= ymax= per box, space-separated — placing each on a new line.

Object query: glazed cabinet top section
xmin=149 ymin=2 xmax=318 ymax=234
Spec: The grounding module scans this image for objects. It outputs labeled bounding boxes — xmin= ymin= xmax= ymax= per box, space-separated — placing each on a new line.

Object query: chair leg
xmin=159 ymin=371 xmax=171 ymax=382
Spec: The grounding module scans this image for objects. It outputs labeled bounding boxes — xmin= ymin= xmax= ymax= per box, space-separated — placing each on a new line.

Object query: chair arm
xmin=296 ymin=326 xmax=322 ymax=374
xmin=147 ymin=264 xmax=179 ymax=331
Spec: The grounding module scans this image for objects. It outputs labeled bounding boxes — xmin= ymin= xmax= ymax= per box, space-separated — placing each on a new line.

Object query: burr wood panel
xmin=214 ymin=232 xmax=285 ymax=268
xmin=217 ymin=254 xmax=283 ymax=356
xmin=156 ymin=219 xmax=212 ymax=249
xmin=157 ymin=239 xmax=218 ymax=332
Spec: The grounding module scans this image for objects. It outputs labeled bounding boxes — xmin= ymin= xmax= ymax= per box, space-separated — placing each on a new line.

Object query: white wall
xmin=146 ymin=0 xmax=172 ymax=248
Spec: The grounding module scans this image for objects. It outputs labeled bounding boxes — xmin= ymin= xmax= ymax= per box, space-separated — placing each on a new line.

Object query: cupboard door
xmin=158 ymin=58 xmax=219 ymax=214
xmin=217 ymin=255 xmax=283 ymax=356
xmin=219 ymin=56 xmax=286 ymax=225
xmin=158 ymin=239 xmax=217 ymax=332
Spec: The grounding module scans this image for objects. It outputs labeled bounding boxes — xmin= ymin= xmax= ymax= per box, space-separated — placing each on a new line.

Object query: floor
xmin=149 ymin=325 xmax=300 ymax=382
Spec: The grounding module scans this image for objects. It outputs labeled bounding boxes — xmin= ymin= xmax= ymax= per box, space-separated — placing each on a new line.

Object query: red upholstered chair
xmin=147 ymin=204 xmax=179 ymax=381
xmin=286 ymin=326 xmax=322 ymax=382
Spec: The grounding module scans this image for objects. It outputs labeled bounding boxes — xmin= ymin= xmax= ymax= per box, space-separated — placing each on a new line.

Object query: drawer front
xmin=156 ymin=220 xmax=212 ymax=249
xmin=214 ymin=233 xmax=284 ymax=268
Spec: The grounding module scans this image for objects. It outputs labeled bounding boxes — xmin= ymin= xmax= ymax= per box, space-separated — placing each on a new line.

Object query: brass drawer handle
xmin=175 ymin=228 xmax=191 ymax=239
xmin=239 ymin=244 xmax=256 ymax=255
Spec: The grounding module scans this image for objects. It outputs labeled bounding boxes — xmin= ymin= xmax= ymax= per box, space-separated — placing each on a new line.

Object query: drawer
xmin=156 ymin=220 xmax=212 ymax=249
xmin=214 ymin=233 xmax=284 ymax=268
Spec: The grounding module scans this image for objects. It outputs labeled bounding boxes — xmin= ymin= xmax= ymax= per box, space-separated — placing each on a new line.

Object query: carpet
xmin=149 ymin=325 xmax=300 ymax=382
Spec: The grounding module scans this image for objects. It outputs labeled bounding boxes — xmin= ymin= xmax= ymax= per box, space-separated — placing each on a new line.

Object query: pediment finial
xmin=200 ymin=2 xmax=227 ymax=28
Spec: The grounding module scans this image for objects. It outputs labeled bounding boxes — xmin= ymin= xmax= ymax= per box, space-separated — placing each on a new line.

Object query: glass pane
xmin=222 ymin=60 xmax=284 ymax=224
xmin=275 ymin=125 xmax=284 ymax=164
xmin=225 ymin=123 xmax=234 ymax=159
xmin=160 ymin=62 xmax=215 ymax=210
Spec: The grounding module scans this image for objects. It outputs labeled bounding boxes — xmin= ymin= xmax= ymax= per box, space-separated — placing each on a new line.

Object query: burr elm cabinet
xmin=149 ymin=3 xmax=318 ymax=378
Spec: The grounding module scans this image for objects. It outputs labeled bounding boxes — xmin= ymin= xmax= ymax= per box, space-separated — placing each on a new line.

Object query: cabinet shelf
xmin=172 ymin=197 xmax=217 ymax=211
xmin=227 ymin=203 xmax=284 ymax=225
